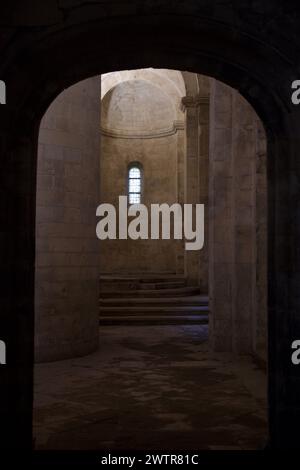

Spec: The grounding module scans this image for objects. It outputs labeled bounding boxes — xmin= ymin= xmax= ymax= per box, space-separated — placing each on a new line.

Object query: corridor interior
xmin=33 ymin=69 xmax=268 ymax=450
xmin=34 ymin=325 xmax=267 ymax=450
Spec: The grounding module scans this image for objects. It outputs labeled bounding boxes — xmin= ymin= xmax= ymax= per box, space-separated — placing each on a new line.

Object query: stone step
xmin=138 ymin=277 xmax=186 ymax=284
xmin=99 ymin=305 xmax=209 ymax=315
xmin=100 ymin=274 xmax=185 ymax=282
xmin=100 ymin=280 xmax=187 ymax=291
xmin=99 ymin=314 xmax=209 ymax=326
xmin=100 ymin=286 xmax=201 ymax=298
xmin=99 ymin=295 xmax=208 ymax=307
xmin=99 ymin=275 xmax=187 ymax=292
xmin=139 ymin=281 xmax=186 ymax=290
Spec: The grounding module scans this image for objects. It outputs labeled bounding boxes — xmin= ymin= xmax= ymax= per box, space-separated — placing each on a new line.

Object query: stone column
xmin=35 ymin=77 xmax=101 ymax=362
xmin=176 ymin=124 xmax=186 ymax=275
xmin=182 ymin=95 xmax=209 ymax=290
xmin=209 ymin=81 xmax=235 ymax=351
xmin=198 ymin=95 xmax=210 ymax=293
xmin=209 ymin=79 xmax=267 ymax=354
xmin=254 ymin=119 xmax=268 ymax=362
xmin=232 ymin=89 xmax=257 ymax=353
xmin=182 ymin=95 xmax=199 ymax=286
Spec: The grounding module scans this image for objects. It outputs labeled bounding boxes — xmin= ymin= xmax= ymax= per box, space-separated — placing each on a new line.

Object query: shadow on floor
xmin=34 ymin=325 xmax=267 ymax=450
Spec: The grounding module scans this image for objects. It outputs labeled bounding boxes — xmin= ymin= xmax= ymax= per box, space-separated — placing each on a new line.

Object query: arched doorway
xmin=0 ymin=9 xmax=299 ymax=450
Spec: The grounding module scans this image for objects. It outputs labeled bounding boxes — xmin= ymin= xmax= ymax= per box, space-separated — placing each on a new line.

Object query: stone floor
xmin=33 ymin=325 xmax=267 ymax=450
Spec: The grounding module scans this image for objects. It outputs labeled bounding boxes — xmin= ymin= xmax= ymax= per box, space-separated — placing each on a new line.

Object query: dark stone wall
xmin=0 ymin=0 xmax=300 ymax=450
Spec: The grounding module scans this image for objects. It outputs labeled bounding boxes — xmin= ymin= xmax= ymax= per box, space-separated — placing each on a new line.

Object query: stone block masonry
xmin=35 ymin=77 xmax=101 ymax=362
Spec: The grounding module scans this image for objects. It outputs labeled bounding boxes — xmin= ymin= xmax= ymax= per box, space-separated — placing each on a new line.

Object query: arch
xmin=101 ymin=68 xmax=186 ymax=103
xmin=101 ymin=79 xmax=178 ymax=136
xmin=181 ymin=71 xmax=199 ymax=96
xmin=101 ymin=71 xmax=185 ymax=121
xmin=0 ymin=10 xmax=299 ymax=451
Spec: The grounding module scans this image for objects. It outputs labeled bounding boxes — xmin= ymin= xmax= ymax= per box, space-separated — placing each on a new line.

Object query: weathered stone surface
xmin=34 ymin=325 xmax=267 ymax=450
xmin=100 ymin=70 xmax=185 ymax=275
xmin=0 ymin=0 xmax=300 ymax=451
xmin=209 ymin=80 xmax=267 ymax=358
xmin=35 ymin=77 xmax=101 ymax=362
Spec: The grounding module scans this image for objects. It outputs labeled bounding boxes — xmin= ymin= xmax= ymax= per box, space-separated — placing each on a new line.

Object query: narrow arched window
xmin=128 ymin=163 xmax=142 ymax=204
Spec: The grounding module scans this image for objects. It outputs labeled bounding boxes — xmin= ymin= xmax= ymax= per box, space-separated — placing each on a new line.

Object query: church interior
xmin=33 ymin=69 xmax=268 ymax=450
xmin=1 ymin=0 xmax=300 ymax=455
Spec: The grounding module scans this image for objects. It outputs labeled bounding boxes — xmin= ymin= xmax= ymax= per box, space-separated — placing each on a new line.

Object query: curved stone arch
xmin=181 ymin=72 xmax=210 ymax=102
xmin=102 ymin=68 xmax=186 ymax=99
xmin=181 ymin=71 xmax=199 ymax=97
xmin=101 ymin=78 xmax=181 ymax=136
xmin=0 ymin=9 xmax=299 ymax=450
xmin=101 ymin=69 xmax=186 ymax=119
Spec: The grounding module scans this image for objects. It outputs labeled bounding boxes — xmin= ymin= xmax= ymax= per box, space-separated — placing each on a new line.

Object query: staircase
xmin=99 ymin=274 xmax=209 ymax=325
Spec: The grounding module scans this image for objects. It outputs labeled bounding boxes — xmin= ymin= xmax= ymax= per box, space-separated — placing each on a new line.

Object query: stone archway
xmin=0 ymin=6 xmax=299 ymax=450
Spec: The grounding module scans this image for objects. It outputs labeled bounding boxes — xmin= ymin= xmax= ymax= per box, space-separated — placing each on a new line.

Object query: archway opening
xmin=33 ymin=68 xmax=268 ymax=450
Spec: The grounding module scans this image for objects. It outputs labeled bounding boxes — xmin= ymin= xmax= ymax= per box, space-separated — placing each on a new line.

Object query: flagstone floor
xmin=33 ymin=325 xmax=267 ymax=450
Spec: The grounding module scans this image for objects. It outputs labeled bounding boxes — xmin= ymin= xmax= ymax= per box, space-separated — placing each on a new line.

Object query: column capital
xmin=181 ymin=95 xmax=209 ymax=112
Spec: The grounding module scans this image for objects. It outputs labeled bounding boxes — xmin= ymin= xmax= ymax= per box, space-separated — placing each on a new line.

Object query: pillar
xmin=182 ymin=91 xmax=209 ymax=291
xmin=209 ymin=79 xmax=267 ymax=354
xmin=35 ymin=77 xmax=101 ymax=362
